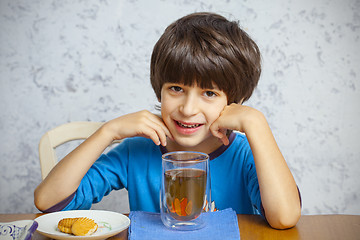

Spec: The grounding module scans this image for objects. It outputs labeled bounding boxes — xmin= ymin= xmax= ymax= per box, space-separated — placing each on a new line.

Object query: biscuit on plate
xmin=58 ymin=218 xmax=80 ymax=234
xmin=71 ymin=217 xmax=98 ymax=236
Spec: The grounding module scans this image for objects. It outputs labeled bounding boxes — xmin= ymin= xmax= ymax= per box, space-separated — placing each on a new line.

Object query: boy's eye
xmin=204 ymin=91 xmax=217 ymax=97
xmin=170 ymin=86 xmax=183 ymax=92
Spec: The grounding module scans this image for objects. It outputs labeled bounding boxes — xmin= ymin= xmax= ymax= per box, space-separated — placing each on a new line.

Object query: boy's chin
xmin=167 ymin=137 xmax=202 ymax=151
xmin=167 ymin=135 xmax=218 ymax=153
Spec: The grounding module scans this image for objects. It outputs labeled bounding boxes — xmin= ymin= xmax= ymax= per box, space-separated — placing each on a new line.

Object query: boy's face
xmin=160 ymin=82 xmax=228 ymax=152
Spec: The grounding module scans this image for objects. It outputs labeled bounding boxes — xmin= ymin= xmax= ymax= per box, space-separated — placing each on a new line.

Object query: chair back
xmin=39 ymin=121 xmax=109 ymax=179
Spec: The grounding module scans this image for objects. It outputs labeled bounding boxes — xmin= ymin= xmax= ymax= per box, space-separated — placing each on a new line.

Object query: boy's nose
xmin=179 ymin=95 xmax=199 ymax=116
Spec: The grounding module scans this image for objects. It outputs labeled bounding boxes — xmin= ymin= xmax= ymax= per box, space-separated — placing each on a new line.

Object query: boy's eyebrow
xmin=164 ymin=81 xmax=222 ymax=91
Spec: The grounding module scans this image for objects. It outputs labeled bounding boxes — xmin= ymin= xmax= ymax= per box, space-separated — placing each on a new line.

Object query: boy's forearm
xmin=243 ymin=111 xmax=301 ymax=229
xmin=34 ymin=125 xmax=114 ymax=211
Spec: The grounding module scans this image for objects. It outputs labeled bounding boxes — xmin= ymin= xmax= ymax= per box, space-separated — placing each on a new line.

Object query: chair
xmin=38 ymin=121 xmax=129 ymax=212
xmin=39 ymin=121 xmax=110 ymax=180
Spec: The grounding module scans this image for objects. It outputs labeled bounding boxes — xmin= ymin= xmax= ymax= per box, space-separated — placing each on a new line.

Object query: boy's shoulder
xmin=123 ymin=136 xmax=154 ymax=144
xmin=107 ymin=137 xmax=159 ymax=160
xmin=120 ymin=136 xmax=157 ymax=149
xmin=118 ymin=136 xmax=160 ymax=152
xmin=229 ymin=131 xmax=252 ymax=152
xmin=233 ymin=131 xmax=247 ymax=142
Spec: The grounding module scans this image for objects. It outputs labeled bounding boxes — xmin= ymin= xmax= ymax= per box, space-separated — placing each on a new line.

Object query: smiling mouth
xmin=175 ymin=120 xmax=202 ymax=128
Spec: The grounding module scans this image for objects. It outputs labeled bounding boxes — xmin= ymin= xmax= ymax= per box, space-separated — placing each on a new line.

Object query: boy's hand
xmin=210 ymin=103 xmax=261 ymax=145
xmin=104 ymin=110 xmax=173 ymax=146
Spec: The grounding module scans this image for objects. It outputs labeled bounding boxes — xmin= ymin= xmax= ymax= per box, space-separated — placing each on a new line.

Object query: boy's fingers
xmin=151 ymin=115 xmax=174 ymax=141
xmin=220 ymin=135 xmax=230 ymax=146
xmin=159 ymin=123 xmax=173 ymax=141
xmin=210 ymin=125 xmax=229 ymax=146
xmin=136 ymin=111 xmax=173 ymax=146
xmin=217 ymin=129 xmax=229 ymax=145
xmin=146 ymin=122 xmax=168 ymax=146
xmin=141 ymin=128 xmax=163 ymax=146
xmin=147 ymin=119 xmax=172 ymax=146
xmin=157 ymin=129 xmax=168 ymax=146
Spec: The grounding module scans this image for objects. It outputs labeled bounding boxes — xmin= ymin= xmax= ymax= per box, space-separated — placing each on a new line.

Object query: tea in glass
xmin=160 ymin=151 xmax=210 ymax=230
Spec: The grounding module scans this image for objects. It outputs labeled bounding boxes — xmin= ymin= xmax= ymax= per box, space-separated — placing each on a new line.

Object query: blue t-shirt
xmin=58 ymin=132 xmax=262 ymax=215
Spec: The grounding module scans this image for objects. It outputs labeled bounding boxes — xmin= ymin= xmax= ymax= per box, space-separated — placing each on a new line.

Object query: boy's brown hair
xmin=150 ymin=12 xmax=261 ymax=104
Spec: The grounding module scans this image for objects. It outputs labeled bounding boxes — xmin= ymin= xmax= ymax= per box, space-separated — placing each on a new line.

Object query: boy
xmin=34 ymin=12 xmax=301 ymax=229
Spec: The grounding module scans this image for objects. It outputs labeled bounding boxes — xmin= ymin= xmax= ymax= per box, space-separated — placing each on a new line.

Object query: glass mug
xmin=160 ymin=151 xmax=211 ymax=230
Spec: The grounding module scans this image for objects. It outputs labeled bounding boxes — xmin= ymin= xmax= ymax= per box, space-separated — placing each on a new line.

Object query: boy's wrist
xmin=241 ymin=108 xmax=268 ymax=134
xmin=98 ymin=121 xmax=119 ymax=143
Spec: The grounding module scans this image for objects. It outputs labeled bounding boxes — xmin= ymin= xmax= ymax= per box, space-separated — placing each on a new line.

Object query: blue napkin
xmin=128 ymin=208 xmax=240 ymax=240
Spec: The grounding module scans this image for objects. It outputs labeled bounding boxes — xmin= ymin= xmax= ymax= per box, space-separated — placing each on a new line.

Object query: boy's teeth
xmin=177 ymin=121 xmax=200 ymax=128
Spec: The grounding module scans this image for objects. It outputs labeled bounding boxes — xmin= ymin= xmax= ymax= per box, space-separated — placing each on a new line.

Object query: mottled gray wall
xmin=1 ymin=0 xmax=359 ymax=214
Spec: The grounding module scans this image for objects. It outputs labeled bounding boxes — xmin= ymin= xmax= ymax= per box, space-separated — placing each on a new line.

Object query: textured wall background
xmin=0 ymin=0 xmax=359 ymax=214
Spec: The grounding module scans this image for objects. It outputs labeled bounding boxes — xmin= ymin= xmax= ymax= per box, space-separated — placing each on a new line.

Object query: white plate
xmin=34 ymin=210 xmax=130 ymax=240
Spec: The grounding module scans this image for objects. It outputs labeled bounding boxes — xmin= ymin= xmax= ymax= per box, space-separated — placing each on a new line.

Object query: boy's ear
xmin=231 ymin=98 xmax=244 ymax=105
xmin=154 ymin=104 xmax=161 ymax=111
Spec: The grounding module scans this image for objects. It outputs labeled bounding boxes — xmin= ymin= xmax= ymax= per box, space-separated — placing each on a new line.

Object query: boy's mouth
xmin=175 ymin=120 xmax=203 ymax=129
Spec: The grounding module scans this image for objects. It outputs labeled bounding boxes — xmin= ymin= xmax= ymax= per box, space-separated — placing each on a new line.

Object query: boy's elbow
xmin=267 ymin=208 xmax=301 ymax=229
xmin=34 ymin=188 xmax=44 ymax=211
xmin=34 ymin=186 xmax=50 ymax=212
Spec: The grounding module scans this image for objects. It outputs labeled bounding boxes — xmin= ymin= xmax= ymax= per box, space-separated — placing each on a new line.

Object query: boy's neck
xmin=165 ymin=135 xmax=224 ymax=154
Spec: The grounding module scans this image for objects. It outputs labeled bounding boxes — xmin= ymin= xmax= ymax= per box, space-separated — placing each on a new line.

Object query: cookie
xmin=71 ymin=217 xmax=98 ymax=236
xmin=58 ymin=218 xmax=80 ymax=234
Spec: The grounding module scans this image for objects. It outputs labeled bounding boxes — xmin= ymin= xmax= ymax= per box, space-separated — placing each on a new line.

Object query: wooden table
xmin=1 ymin=213 xmax=360 ymax=239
